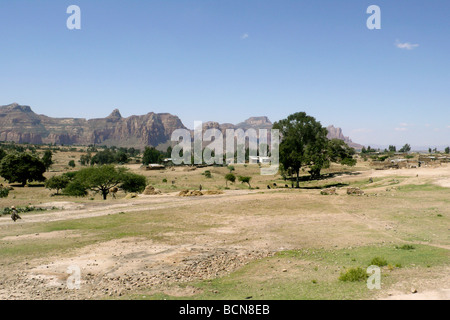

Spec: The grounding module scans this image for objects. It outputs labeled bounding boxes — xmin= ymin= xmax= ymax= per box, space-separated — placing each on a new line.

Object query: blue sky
xmin=1 ymin=0 xmax=449 ymax=148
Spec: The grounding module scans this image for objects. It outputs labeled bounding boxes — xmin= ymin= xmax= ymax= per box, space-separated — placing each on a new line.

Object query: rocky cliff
xmin=0 ymin=103 xmax=187 ymax=148
xmin=0 ymin=103 xmax=363 ymax=150
xmin=326 ymin=125 xmax=363 ymax=150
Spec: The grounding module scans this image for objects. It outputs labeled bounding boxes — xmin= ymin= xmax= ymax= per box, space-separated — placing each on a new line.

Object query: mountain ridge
xmin=0 ymin=103 xmax=363 ymax=149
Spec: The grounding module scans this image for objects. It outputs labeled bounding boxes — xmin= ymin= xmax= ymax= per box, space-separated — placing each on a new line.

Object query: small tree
xmin=225 ymin=173 xmax=236 ymax=187
xmin=45 ymin=175 xmax=70 ymax=195
xmin=227 ymin=165 xmax=235 ymax=173
xmin=204 ymin=170 xmax=212 ymax=178
xmin=238 ymin=176 xmax=252 ymax=188
xmin=445 ymin=147 xmax=450 ymax=154
xmin=68 ymin=160 xmax=76 ymax=168
xmin=399 ymin=144 xmax=411 ymax=153
xmin=64 ymin=165 xmax=146 ymax=200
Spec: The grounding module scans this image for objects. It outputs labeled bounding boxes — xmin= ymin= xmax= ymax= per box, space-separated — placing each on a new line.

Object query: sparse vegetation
xmin=339 ymin=267 xmax=368 ymax=282
xmin=370 ymin=257 xmax=388 ymax=267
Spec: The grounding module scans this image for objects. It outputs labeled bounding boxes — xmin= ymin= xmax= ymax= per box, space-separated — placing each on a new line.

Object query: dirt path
xmin=0 ymin=190 xmax=263 ymax=226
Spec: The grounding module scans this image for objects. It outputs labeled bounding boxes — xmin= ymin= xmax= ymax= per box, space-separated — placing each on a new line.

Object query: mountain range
xmin=0 ymin=103 xmax=363 ymax=150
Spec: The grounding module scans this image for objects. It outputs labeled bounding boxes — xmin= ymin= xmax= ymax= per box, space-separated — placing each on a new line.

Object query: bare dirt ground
xmin=1 ymin=164 xmax=449 ymax=300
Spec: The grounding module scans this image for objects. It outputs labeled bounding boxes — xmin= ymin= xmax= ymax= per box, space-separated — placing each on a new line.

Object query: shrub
xmin=339 ymin=267 xmax=368 ymax=282
xmin=370 ymin=257 xmax=388 ymax=267
xmin=238 ymin=176 xmax=252 ymax=188
xmin=64 ymin=180 xmax=88 ymax=197
xmin=0 ymin=186 xmax=9 ymax=198
xmin=68 ymin=160 xmax=76 ymax=168
xmin=204 ymin=170 xmax=212 ymax=178
xmin=225 ymin=173 xmax=236 ymax=187
xmin=396 ymin=244 xmax=415 ymax=250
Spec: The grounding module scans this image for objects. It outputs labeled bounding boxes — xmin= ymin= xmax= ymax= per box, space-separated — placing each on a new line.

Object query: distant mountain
xmin=0 ymin=103 xmax=186 ymax=148
xmin=202 ymin=116 xmax=273 ymax=132
xmin=326 ymin=125 xmax=363 ymax=150
xmin=0 ymin=103 xmax=363 ymax=150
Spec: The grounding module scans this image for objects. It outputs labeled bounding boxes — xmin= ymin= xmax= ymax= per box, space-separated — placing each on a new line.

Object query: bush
xmin=370 ymin=257 xmax=388 ymax=267
xmin=0 ymin=187 xmax=9 ymax=198
xmin=238 ymin=176 xmax=252 ymax=188
xmin=64 ymin=180 xmax=88 ymax=197
xmin=396 ymin=244 xmax=415 ymax=250
xmin=204 ymin=170 xmax=212 ymax=178
xmin=0 ymin=206 xmax=46 ymax=216
xmin=120 ymin=173 xmax=147 ymax=193
xmin=339 ymin=267 xmax=368 ymax=282
xmin=68 ymin=160 xmax=76 ymax=168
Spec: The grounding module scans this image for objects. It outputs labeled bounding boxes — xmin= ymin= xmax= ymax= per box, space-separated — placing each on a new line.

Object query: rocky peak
xmin=107 ymin=109 xmax=122 ymax=120
xmin=1 ymin=103 xmax=33 ymax=113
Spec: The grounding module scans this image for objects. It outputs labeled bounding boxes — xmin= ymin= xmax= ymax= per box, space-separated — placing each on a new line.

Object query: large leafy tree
xmin=274 ymin=112 xmax=356 ymax=186
xmin=0 ymin=153 xmax=46 ymax=186
xmin=64 ymin=165 xmax=147 ymax=200
xmin=273 ymin=112 xmax=329 ymax=187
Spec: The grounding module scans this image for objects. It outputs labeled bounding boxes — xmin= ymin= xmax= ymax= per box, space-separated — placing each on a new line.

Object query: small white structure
xmin=249 ymin=156 xmax=259 ymax=164
xmin=248 ymin=156 xmax=271 ymax=164
xmin=259 ymin=157 xmax=271 ymax=164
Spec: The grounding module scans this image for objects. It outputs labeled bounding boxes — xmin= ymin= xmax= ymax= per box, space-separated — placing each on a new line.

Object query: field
xmin=0 ymin=150 xmax=449 ymax=300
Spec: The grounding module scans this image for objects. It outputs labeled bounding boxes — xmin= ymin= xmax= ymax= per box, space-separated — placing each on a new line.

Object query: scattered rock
xmin=178 ymin=190 xmax=203 ymax=197
xmin=347 ymin=187 xmax=364 ymax=196
xmin=320 ymin=187 xmax=337 ymax=195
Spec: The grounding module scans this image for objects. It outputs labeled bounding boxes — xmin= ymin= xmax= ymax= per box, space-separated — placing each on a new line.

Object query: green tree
xmin=45 ymin=175 xmax=70 ymax=195
xmin=238 ymin=176 xmax=252 ymax=188
xmin=64 ymin=165 xmax=146 ymax=200
xmin=90 ymin=149 xmax=116 ymax=165
xmin=120 ymin=172 xmax=147 ymax=193
xmin=227 ymin=165 xmax=235 ymax=173
xmin=64 ymin=180 xmax=88 ymax=197
xmin=68 ymin=160 xmax=76 ymax=168
xmin=388 ymin=145 xmax=396 ymax=152
xmin=273 ymin=112 xmax=329 ymax=187
xmin=42 ymin=150 xmax=53 ymax=171
xmin=327 ymin=139 xmax=357 ymax=167
xmin=399 ymin=144 xmax=411 ymax=153
xmin=142 ymin=147 xmax=164 ymax=165
xmin=445 ymin=147 xmax=450 ymax=154
xmin=114 ymin=151 xmax=129 ymax=164
xmin=79 ymin=154 xmax=92 ymax=166
xmin=0 ymin=153 xmax=46 ymax=187
xmin=225 ymin=173 xmax=236 ymax=187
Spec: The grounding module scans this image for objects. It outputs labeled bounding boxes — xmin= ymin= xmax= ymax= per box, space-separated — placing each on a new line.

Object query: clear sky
xmin=1 ymin=0 xmax=449 ymax=148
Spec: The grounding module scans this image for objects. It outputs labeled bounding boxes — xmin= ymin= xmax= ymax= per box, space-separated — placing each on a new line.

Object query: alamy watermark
xmin=66 ymin=265 xmax=81 ymax=290
xmin=367 ymin=265 xmax=381 ymax=290
xmin=170 ymin=122 xmax=280 ymax=175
